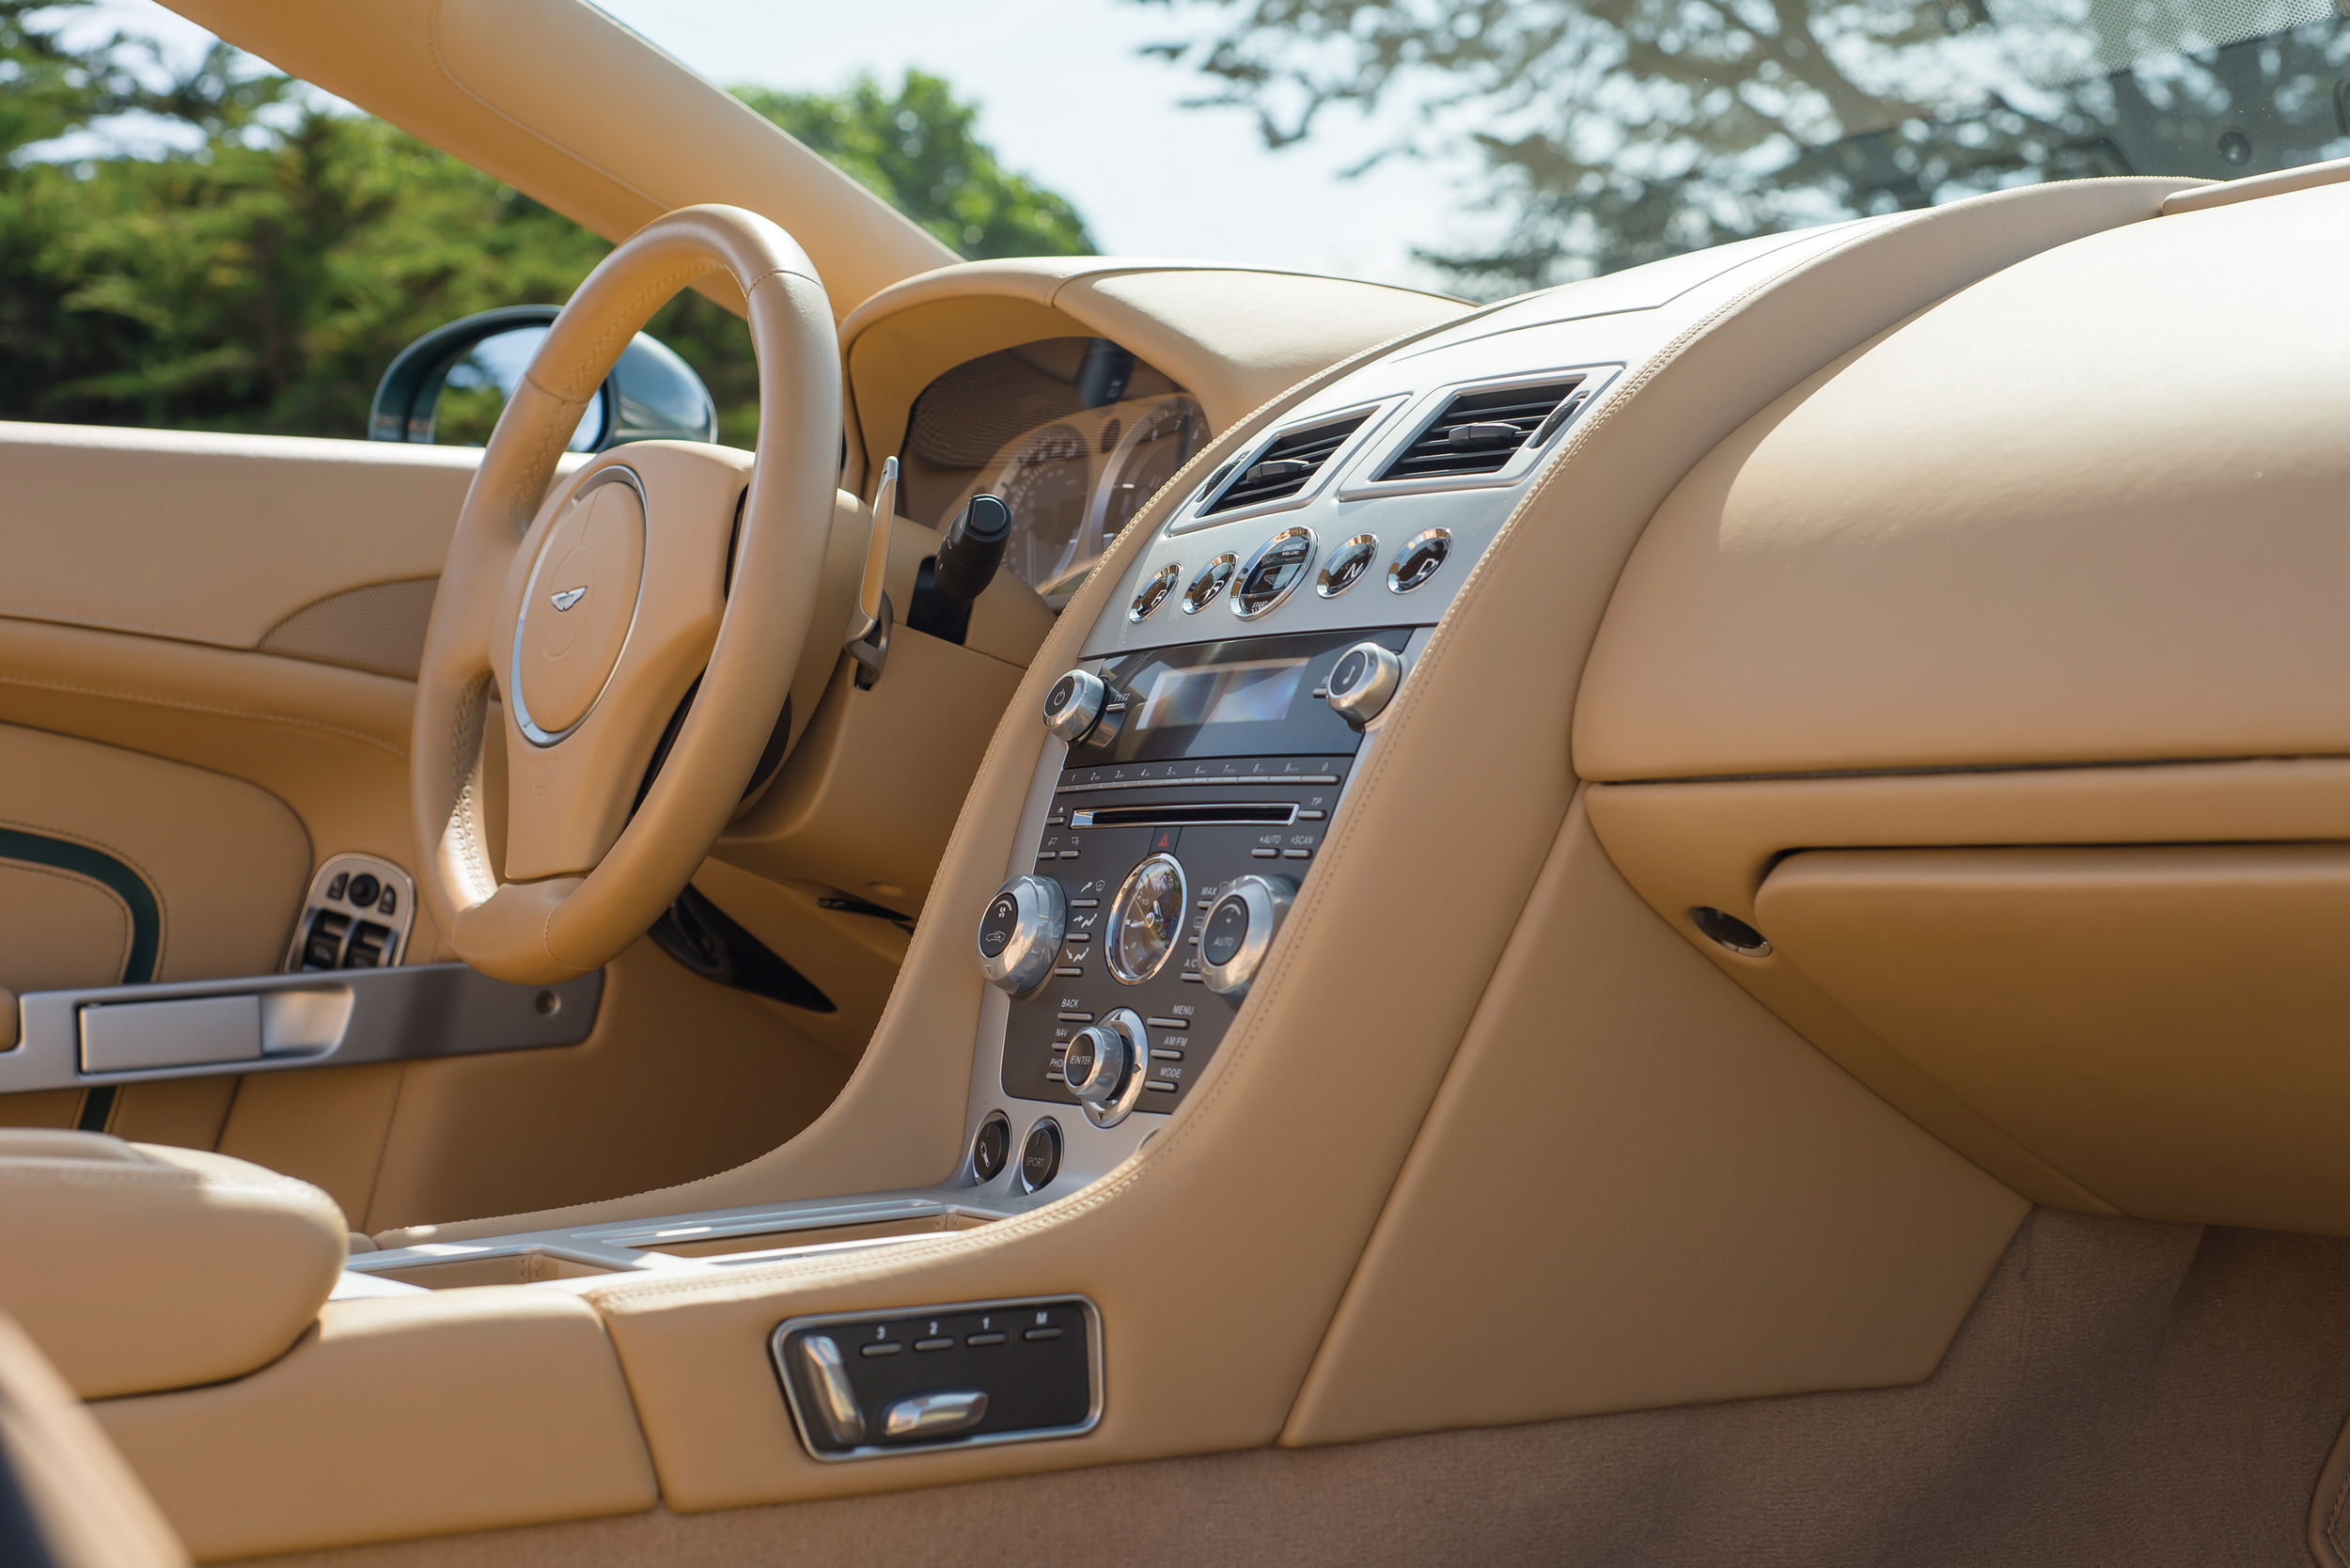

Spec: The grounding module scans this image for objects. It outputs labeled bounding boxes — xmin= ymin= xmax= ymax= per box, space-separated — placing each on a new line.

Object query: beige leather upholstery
xmin=0 ymin=1308 xmax=186 ymax=1568
xmin=1574 ymin=180 xmax=2350 ymax=782
xmin=355 ymin=183 xmax=2192 ymax=1523
xmin=0 ymin=723 xmax=311 ymax=996
xmin=0 ymin=1131 xmax=344 ymax=1400
xmin=94 ymin=1289 xmax=657 ymax=1562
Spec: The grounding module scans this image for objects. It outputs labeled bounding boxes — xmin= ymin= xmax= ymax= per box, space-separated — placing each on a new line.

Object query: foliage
xmin=738 ymin=71 xmax=1095 ymax=259
xmin=1135 ymin=0 xmax=2350 ymax=295
xmin=0 ymin=5 xmax=1094 ymax=442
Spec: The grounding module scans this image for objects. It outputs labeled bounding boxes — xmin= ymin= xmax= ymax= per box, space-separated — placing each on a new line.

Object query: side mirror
xmin=368 ymin=305 xmax=718 ymax=450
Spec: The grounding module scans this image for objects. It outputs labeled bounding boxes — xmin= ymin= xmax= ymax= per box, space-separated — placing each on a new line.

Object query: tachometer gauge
xmin=1092 ymin=396 xmax=1206 ymax=549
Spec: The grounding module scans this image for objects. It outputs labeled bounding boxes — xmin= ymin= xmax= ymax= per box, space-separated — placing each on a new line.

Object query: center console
xmin=341 ymin=307 xmax=1667 ymax=1462
xmin=960 ymin=625 xmax=1418 ymax=1192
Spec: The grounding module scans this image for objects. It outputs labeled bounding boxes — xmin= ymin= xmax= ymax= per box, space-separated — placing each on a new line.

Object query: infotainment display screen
xmin=1132 ymin=658 xmax=1308 ymax=732
xmin=1089 ymin=629 xmax=1409 ymax=762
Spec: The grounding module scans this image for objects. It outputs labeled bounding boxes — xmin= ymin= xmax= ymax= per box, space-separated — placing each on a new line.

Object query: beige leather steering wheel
xmin=410 ymin=205 xmax=838 ymax=984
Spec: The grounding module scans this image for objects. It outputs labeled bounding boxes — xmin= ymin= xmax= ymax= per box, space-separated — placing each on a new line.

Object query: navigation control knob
xmin=1042 ymin=668 xmax=1107 ymax=745
xmin=1199 ymin=876 xmax=1296 ymax=999
xmin=1324 ymin=642 xmax=1402 ymax=729
xmin=976 ymin=875 xmax=1066 ymax=996
xmin=1061 ymin=1009 xmax=1146 ymax=1126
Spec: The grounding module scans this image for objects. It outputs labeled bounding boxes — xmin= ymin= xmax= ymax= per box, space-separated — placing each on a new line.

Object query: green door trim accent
xmin=0 ymin=829 xmax=160 ymax=985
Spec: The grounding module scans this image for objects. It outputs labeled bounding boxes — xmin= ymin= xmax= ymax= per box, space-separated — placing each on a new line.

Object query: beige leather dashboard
xmin=1580 ymin=178 xmax=2350 ymax=1235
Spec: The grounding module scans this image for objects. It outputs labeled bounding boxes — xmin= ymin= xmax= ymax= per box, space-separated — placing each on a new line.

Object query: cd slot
xmin=1067 ymin=803 xmax=1298 ymax=828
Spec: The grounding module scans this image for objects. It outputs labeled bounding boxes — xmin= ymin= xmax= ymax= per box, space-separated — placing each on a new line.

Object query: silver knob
xmin=789 ymin=1334 xmax=865 ymax=1448
xmin=882 ymin=1389 xmax=989 ymax=1440
xmin=976 ymin=875 xmax=1066 ymax=996
xmin=1324 ymin=642 xmax=1402 ymax=729
xmin=1060 ymin=1008 xmax=1146 ymax=1126
xmin=1042 ymin=668 xmax=1106 ymax=745
xmin=1199 ymin=876 xmax=1295 ymax=999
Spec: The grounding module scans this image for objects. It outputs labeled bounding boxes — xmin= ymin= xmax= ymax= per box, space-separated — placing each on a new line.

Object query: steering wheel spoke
xmin=409 ymin=206 xmax=840 ymax=983
xmin=496 ymin=443 xmax=749 ymax=882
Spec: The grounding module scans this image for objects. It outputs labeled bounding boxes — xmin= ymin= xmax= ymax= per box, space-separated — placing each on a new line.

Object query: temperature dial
xmin=1062 ymin=1008 xmax=1147 ymax=1127
xmin=1325 ymin=642 xmax=1402 ymax=729
xmin=1199 ymin=875 xmax=1296 ymax=999
xmin=976 ymin=875 xmax=1066 ymax=996
xmin=1042 ymin=669 xmax=1106 ymax=745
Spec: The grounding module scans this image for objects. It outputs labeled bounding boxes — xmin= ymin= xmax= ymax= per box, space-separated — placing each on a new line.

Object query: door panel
xmin=0 ymin=423 xmax=859 ymax=1229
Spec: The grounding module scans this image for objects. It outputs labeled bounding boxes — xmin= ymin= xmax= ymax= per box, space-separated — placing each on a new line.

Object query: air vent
xmin=1376 ymin=378 xmax=1586 ymax=483
xmin=1202 ymin=413 xmax=1371 ymax=516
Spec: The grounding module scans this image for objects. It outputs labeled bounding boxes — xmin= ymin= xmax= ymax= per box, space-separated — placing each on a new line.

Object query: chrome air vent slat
xmin=1374 ymin=378 xmax=1584 ymax=482
xmin=1200 ymin=413 xmax=1371 ymax=516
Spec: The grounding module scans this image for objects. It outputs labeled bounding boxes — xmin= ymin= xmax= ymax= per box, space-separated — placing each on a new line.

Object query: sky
xmin=69 ymin=0 xmax=1488 ymax=293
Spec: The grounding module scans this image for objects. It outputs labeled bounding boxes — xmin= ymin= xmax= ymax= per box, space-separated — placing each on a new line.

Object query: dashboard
xmin=342 ymin=180 xmax=2350 ymax=1498
xmin=895 ymin=337 xmax=1208 ymax=607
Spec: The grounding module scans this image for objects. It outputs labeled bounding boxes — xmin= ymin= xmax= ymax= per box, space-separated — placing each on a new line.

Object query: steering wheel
xmin=409 ymin=205 xmax=839 ymax=984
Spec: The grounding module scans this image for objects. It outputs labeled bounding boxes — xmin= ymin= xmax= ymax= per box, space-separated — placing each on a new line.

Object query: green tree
xmin=737 ymin=72 xmax=1095 ymax=259
xmin=1136 ymin=0 xmax=2350 ymax=295
xmin=0 ymin=6 xmax=1094 ymax=441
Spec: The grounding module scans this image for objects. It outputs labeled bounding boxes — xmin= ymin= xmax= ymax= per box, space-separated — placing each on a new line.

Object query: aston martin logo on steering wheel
xmin=549 ymin=587 xmax=587 ymax=612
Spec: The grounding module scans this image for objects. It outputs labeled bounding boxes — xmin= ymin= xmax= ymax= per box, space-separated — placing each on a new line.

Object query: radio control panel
xmin=966 ymin=626 xmax=1417 ymax=1190
xmin=999 ymin=755 xmax=1348 ymax=1121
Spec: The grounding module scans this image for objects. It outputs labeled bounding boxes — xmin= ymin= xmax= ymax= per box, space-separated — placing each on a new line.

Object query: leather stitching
xmin=0 ymin=817 xmax=165 ymax=977
xmin=0 ymin=670 xmax=406 ymax=760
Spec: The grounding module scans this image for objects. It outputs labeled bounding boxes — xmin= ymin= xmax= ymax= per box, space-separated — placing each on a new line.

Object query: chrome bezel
xmin=1105 ymin=853 xmax=1188 ymax=984
xmin=770 ymin=1294 xmax=1104 ymax=1464
xmin=1334 ymin=365 xmax=1622 ymax=500
xmin=1042 ymin=669 xmax=1107 ymax=745
xmin=1128 ymin=563 xmax=1180 ymax=622
xmin=1230 ymin=526 xmax=1317 ymax=621
xmin=1386 ymin=528 xmax=1453 ymax=595
xmin=1316 ymin=533 xmax=1380 ymax=600
xmin=1199 ymin=875 xmax=1295 ymax=999
xmin=1179 ymin=555 xmax=1237 ymax=615
xmin=280 ymin=853 xmax=417 ymax=973
xmin=966 ymin=1109 xmax=1012 ymax=1184
xmin=1017 ymin=1117 xmax=1062 ymax=1196
xmin=975 ymin=875 xmax=1066 ymax=997
xmin=1077 ymin=1009 xmax=1150 ymax=1128
xmin=1324 ymin=640 xmax=1403 ymax=729
xmin=510 ymin=463 xmax=650 ymax=747
xmin=1167 ymin=397 xmax=1404 ymax=535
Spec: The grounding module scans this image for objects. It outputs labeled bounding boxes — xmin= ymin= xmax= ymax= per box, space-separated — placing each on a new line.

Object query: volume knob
xmin=976 ymin=875 xmax=1066 ymax=996
xmin=1041 ymin=668 xmax=1107 ymax=745
xmin=1199 ymin=876 xmax=1295 ymax=999
xmin=1325 ymin=642 xmax=1402 ymax=729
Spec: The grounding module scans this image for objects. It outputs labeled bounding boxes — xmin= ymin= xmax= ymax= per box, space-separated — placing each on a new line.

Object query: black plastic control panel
xmin=1004 ymin=628 xmax=1411 ymax=1111
xmin=1007 ymin=758 xmax=1348 ymax=1110
xmin=771 ymin=1297 xmax=1099 ymax=1460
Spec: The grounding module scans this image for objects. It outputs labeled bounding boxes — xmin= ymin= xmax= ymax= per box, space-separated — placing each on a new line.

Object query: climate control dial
xmin=1199 ymin=875 xmax=1296 ymax=999
xmin=976 ymin=875 xmax=1066 ymax=996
